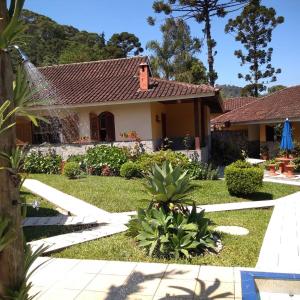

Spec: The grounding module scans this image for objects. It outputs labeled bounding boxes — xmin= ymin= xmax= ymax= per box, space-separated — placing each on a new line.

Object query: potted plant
xmin=286 ymin=163 xmax=295 ymax=178
xmin=268 ymin=159 xmax=277 ymax=176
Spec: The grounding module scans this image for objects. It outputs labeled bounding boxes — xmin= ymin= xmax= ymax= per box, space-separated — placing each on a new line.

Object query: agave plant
xmin=133 ymin=204 xmax=216 ymax=259
xmin=144 ymin=161 xmax=195 ymax=211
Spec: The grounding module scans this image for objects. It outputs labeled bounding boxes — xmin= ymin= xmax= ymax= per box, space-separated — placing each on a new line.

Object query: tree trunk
xmin=0 ymin=1 xmax=25 ymax=296
xmin=203 ymin=1 xmax=216 ymax=86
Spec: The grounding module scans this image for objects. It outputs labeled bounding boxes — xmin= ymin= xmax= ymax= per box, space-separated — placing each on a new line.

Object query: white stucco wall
xmin=75 ymin=102 xmax=153 ymax=141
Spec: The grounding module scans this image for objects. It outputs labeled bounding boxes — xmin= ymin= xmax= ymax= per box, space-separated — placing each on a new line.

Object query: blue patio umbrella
xmin=280 ymin=118 xmax=294 ymax=155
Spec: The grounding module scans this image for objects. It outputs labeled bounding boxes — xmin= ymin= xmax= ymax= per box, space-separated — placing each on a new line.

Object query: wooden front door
xmin=99 ymin=112 xmax=115 ymax=142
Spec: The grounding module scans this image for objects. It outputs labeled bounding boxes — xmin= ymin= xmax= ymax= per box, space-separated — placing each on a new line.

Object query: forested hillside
xmin=18 ymin=10 xmax=143 ymax=66
xmin=217 ymin=84 xmax=242 ymax=98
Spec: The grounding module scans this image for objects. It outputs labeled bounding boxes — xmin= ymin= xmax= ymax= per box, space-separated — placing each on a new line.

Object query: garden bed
xmin=27 ymin=174 xmax=300 ymax=213
xmin=23 ymin=208 xmax=272 ymax=267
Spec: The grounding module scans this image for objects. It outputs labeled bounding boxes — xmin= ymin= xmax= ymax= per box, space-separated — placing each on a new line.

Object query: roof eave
xmin=27 ymin=91 xmax=217 ymax=111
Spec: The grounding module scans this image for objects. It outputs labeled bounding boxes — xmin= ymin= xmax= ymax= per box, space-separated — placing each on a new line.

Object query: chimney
xmin=139 ymin=62 xmax=150 ymax=91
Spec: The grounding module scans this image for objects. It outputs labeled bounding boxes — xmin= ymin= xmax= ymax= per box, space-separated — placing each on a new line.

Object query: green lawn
xmin=29 ymin=208 xmax=270 ymax=267
xmin=28 ymin=174 xmax=300 ymax=212
xmin=20 ymin=189 xmax=59 ymax=217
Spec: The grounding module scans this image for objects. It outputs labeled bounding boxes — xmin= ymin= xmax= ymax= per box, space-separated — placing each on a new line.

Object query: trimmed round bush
xmin=120 ymin=161 xmax=141 ymax=179
xmin=63 ymin=162 xmax=81 ymax=179
xmin=225 ymin=160 xmax=264 ymax=196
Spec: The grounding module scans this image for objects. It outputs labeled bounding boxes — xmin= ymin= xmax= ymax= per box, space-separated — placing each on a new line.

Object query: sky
xmin=24 ymin=0 xmax=300 ymax=88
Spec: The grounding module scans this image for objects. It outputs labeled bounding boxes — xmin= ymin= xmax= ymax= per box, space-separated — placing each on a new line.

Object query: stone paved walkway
xmin=29 ymin=257 xmax=251 ymax=299
xmin=22 ymin=216 xmax=99 ymax=227
xmin=256 ymin=191 xmax=300 ymax=273
xmin=29 ymin=223 xmax=128 ymax=253
xmin=23 ymin=179 xmax=112 ymax=221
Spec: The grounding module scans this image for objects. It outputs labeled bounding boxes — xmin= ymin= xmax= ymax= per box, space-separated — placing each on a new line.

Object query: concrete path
xmin=23 ymin=179 xmax=112 ymax=221
xmin=264 ymin=176 xmax=300 ymax=186
xmin=256 ymin=191 xmax=300 ymax=273
xmin=22 ymin=216 xmax=99 ymax=227
xmin=29 ymin=257 xmax=252 ymax=299
xmin=29 ymin=223 xmax=128 ymax=254
xmin=117 ymin=199 xmax=278 ymax=219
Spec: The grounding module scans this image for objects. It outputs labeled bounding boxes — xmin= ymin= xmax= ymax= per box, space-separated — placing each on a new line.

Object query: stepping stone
xmin=214 ymin=226 xmax=249 ymax=236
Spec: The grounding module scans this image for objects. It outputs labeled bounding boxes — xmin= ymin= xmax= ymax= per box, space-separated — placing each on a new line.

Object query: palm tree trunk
xmin=0 ymin=1 xmax=25 ymax=296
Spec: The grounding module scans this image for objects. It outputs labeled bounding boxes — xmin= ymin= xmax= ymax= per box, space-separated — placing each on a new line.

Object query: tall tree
xmin=0 ymin=0 xmax=25 ymax=295
xmin=105 ymin=32 xmax=144 ymax=58
xmin=147 ymin=18 xmax=207 ymax=84
xmin=268 ymin=85 xmax=286 ymax=94
xmin=225 ymin=0 xmax=284 ymax=97
xmin=148 ymin=0 xmax=247 ymax=86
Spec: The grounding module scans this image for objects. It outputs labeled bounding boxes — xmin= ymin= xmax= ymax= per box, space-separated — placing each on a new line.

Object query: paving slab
xmin=28 ymin=223 xmax=128 ymax=253
xmin=22 ymin=216 xmax=99 ymax=227
xmin=256 ymin=191 xmax=300 ymax=272
xmin=29 ymin=258 xmax=244 ymax=300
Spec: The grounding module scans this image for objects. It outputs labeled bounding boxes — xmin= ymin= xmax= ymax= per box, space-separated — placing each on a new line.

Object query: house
xmin=16 ymin=56 xmax=223 ymax=160
xmin=211 ymin=86 xmax=300 ymax=156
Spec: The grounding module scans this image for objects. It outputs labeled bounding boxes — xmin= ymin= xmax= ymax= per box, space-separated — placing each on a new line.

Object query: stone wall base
xmin=29 ymin=140 xmax=155 ymax=160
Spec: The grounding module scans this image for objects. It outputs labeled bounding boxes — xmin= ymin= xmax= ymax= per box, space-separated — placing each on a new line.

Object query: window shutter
xmin=89 ymin=113 xmax=99 ymax=141
xmin=106 ymin=113 xmax=115 ymax=142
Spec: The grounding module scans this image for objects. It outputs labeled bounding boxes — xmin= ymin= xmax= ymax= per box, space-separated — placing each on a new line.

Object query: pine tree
xmin=225 ymin=0 xmax=284 ymax=97
xmin=147 ymin=18 xmax=207 ymax=84
xmin=148 ymin=0 xmax=247 ymax=86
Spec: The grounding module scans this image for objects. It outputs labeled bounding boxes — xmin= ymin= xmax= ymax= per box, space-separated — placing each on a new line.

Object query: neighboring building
xmin=211 ymin=86 xmax=300 ymax=156
xmin=17 ymin=56 xmax=223 ymax=160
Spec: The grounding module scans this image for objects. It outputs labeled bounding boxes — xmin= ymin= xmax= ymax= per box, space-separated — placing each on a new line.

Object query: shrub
xmin=128 ymin=204 xmax=216 ymax=259
xmin=137 ymin=150 xmax=189 ymax=174
xmin=292 ymin=157 xmax=300 ymax=173
xmin=63 ymin=162 xmax=81 ymax=179
xmin=225 ymin=160 xmax=264 ymax=196
xmin=85 ymin=145 xmax=128 ymax=175
xmin=120 ymin=161 xmax=142 ymax=179
xmin=187 ymin=161 xmax=219 ymax=180
xmin=67 ymin=154 xmax=87 ymax=172
xmin=24 ymin=150 xmax=62 ymax=174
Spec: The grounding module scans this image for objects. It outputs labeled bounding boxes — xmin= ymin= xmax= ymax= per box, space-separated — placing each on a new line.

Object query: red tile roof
xmin=223 ymin=97 xmax=256 ymax=112
xmin=38 ymin=56 xmax=219 ymax=107
xmin=212 ymin=86 xmax=300 ymax=125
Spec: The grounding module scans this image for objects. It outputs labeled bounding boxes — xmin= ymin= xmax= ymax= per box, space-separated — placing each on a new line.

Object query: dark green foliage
xmin=225 ymin=160 xmax=264 ymax=196
xmin=19 ymin=10 xmax=143 ymax=66
xmin=217 ymin=84 xmax=242 ymax=98
xmin=188 ymin=161 xmax=219 ymax=180
xmin=144 ymin=161 xmax=195 ymax=210
xmin=85 ymin=145 xmax=128 ymax=176
xmin=292 ymin=157 xmax=300 ymax=173
xmin=268 ymin=85 xmax=286 ymax=94
xmin=106 ymin=32 xmax=144 ymax=58
xmin=24 ymin=150 xmax=62 ymax=174
xmin=137 ymin=150 xmax=189 ymax=174
xmin=63 ymin=162 xmax=82 ymax=179
xmin=211 ymin=138 xmax=244 ymax=166
xmin=225 ymin=0 xmax=284 ymax=96
xmin=149 ymin=0 xmax=247 ymax=86
xmin=147 ymin=18 xmax=207 ymax=84
xmin=120 ymin=161 xmax=142 ymax=179
xmin=129 ymin=204 xmax=215 ymax=259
